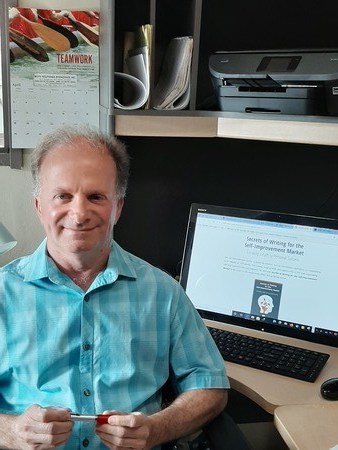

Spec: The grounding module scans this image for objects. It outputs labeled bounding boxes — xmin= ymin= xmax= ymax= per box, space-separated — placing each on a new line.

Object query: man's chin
xmin=65 ymin=238 xmax=110 ymax=255
xmin=58 ymin=237 xmax=95 ymax=254
xmin=67 ymin=242 xmax=96 ymax=254
xmin=48 ymin=234 xmax=111 ymax=257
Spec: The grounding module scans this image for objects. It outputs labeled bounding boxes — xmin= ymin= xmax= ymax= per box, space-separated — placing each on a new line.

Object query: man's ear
xmin=114 ymin=198 xmax=124 ymax=224
xmin=34 ymin=196 xmax=42 ymax=218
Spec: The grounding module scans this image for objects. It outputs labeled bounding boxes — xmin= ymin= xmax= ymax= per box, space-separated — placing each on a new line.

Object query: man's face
xmin=34 ymin=139 xmax=124 ymax=261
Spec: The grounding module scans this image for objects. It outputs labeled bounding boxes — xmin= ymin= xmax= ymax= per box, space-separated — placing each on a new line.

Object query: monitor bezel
xmin=180 ymin=203 xmax=338 ymax=348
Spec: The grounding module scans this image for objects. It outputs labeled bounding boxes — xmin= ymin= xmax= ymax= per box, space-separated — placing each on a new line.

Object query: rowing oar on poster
xmin=10 ymin=8 xmax=71 ymax=52
xmin=37 ymin=15 xmax=79 ymax=48
xmin=64 ymin=13 xmax=99 ymax=47
xmin=9 ymin=28 xmax=49 ymax=62
xmin=10 ymin=49 xmax=15 ymax=63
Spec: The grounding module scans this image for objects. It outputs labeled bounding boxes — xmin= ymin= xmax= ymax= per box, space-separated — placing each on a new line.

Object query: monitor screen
xmin=180 ymin=203 xmax=338 ymax=347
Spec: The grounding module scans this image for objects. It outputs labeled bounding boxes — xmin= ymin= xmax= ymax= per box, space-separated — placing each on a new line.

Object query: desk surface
xmin=204 ymin=319 xmax=338 ymax=449
xmin=204 ymin=319 xmax=338 ymax=414
xmin=274 ymin=403 xmax=338 ymax=450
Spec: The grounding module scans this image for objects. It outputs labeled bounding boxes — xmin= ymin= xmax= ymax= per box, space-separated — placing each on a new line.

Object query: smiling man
xmin=0 ymin=126 xmax=229 ymax=449
xmin=33 ymin=133 xmax=125 ymax=291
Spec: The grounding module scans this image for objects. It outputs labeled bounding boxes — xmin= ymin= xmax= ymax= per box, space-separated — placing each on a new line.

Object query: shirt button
xmin=82 ymin=343 xmax=91 ymax=351
xmin=83 ymin=389 xmax=91 ymax=396
xmin=82 ymin=438 xmax=89 ymax=447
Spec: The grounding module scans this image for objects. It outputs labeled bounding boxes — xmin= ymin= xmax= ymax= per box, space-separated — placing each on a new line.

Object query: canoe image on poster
xmin=8 ymin=7 xmax=100 ymax=148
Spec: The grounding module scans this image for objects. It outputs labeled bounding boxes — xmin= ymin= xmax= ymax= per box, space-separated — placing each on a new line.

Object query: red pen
xmin=70 ymin=413 xmax=110 ymax=424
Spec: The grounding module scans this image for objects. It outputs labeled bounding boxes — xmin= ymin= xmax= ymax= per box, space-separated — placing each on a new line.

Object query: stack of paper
xmin=152 ymin=36 xmax=193 ymax=110
xmin=114 ymin=24 xmax=151 ymax=110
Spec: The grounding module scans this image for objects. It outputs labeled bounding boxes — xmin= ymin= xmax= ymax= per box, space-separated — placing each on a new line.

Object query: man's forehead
xmin=40 ymin=143 xmax=115 ymax=170
xmin=46 ymin=139 xmax=108 ymax=156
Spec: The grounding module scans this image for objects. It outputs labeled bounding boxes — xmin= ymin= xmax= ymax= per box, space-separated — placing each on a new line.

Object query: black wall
xmin=115 ymin=136 xmax=338 ymax=276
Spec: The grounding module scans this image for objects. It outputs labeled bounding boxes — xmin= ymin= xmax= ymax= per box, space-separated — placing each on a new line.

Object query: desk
xmin=204 ymin=319 xmax=338 ymax=449
xmin=274 ymin=404 xmax=338 ymax=450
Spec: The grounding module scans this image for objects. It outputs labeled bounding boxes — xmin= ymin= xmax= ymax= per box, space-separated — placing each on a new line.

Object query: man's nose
xmin=70 ymin=197 xmax=90 ymax=224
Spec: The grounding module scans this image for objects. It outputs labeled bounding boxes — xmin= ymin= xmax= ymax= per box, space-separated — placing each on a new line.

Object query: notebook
xmin=180 ymin=203 xmax=338 ymax=347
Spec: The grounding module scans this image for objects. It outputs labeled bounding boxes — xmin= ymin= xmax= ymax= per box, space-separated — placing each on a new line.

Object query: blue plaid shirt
xmin=0 ymin=240 xmax=229 ymax=449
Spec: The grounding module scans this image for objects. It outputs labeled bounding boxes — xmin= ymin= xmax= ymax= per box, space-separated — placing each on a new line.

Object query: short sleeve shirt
xmin=0 ymin=240 xmax=229 ymax=449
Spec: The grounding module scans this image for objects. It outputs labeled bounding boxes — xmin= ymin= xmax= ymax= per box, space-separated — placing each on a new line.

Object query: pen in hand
xmin=70 ymin=413 xmax=111 ymax=424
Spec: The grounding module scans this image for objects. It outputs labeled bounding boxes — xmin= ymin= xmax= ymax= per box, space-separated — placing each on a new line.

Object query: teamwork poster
xmin=8 ymin=7 xmax=100 ymax=148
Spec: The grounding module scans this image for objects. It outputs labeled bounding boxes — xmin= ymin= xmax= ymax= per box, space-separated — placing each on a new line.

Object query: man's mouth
xmin=64 ymin=226 xmax=96 ymax=232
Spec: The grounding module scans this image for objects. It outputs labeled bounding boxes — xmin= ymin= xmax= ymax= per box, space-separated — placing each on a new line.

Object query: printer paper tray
xmin=217 ymin=96 xmax=325 ymax=115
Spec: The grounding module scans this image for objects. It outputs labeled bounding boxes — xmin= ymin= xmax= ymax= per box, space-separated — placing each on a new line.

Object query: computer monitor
xmin=180 ymin=203 xmax=338 ymax=347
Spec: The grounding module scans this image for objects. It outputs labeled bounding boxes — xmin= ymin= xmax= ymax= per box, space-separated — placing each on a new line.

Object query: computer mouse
xmin=320 ymin=378 xmax=338 ymax=400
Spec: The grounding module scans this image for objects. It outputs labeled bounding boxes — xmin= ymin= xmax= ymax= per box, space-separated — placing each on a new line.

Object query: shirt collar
xmin=23 ymin=239 xmax=49 ymax=282
xmin=24 ymin=239 xmax=137 ymax=284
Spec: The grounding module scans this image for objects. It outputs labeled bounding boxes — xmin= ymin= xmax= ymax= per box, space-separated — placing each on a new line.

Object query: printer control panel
xmin=257 ymin=55 xmax=302 ymax=72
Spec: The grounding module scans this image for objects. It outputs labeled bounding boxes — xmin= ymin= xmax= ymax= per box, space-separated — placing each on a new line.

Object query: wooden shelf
xmin=114 ymin=111 xmax=338 ymax=146
xmin=217 ymin=114 xmax=338 ymax=146
xmin=114 ymin=114 xmax=218 ymax=138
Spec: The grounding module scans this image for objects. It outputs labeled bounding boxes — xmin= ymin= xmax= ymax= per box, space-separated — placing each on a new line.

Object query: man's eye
xmin=90 ymin=194 xmax=105 ymax=201
xmin=55 ymin=194 xmax=70 ymax=200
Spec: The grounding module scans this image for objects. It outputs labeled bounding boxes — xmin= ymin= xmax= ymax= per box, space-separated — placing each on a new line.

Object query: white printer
xmin=209 ymin=49 xmax=338 ymax=115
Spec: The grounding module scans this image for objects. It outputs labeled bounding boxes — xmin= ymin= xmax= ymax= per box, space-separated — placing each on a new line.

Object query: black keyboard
xmin=209 ymin=327 xmax=330 ymax=382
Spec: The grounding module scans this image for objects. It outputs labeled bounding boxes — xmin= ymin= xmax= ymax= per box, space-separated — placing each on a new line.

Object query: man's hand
xmin=96 ymin=410 xmax=151 ymax=450
xmin=95 ymin=389 xmax=227 ymax=449
xmin=8 ymin=404 xmax=73 ymax=449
